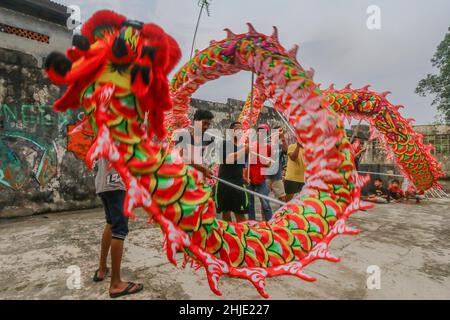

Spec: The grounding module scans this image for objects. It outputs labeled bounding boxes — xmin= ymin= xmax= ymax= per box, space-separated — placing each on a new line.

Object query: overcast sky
xmin=57 ymin=0 xmax=450 ymax=125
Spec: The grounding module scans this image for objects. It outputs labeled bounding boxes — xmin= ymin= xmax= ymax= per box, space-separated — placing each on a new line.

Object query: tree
xmin=416 ymin=27 xmax=450 ymax=124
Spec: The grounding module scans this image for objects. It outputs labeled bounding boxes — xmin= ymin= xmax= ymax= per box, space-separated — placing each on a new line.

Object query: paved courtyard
xmin=0 ymin=198 xmax=449 ymax=300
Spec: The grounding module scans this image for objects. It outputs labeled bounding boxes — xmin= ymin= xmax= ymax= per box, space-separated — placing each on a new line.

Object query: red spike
xmin=328 ymin=83 xmax=335 ymax=91
xmin=271 ymin=26 xmax=279 ymax=41
xmin=345 ymin=83 xmax=352 ymax=90
xmin=362 ymin=85 xmax=371 ymax=91
xmin=288 ymin=44 xmax=299 ymax=58
xmin=246 ymin=22 xmax=257 ymax=34
xmin=381 ymin=91 xmax=391 ymax=98
xmin=223 ymin=28 xmax=236 ymax=38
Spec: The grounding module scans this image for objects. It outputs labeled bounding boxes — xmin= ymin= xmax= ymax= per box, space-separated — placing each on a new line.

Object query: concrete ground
xmin=0 ymin=198 xmax=449 ymax=300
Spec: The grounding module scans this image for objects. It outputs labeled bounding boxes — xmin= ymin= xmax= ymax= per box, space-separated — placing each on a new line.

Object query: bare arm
xmin=225 ymin=143 xmax=249 ymax=163
xmin=288 ymin=143 xmax=301 ymax=161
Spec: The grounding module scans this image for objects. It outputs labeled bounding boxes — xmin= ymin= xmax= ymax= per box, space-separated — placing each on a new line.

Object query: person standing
xmin=94 ymin=158 xmax=143 ymax=298
xmin=266 ymin=126 xmax=288 ymax=202
xmin=284 ymin=142 xmax=306 ymax=201
xmin=175 ymin=109 xmax=215 ymax=178
xmin=247 ymin=124 xmax=273 ymax=221
xmin=215 ymin=122 xmax=249 ymax=222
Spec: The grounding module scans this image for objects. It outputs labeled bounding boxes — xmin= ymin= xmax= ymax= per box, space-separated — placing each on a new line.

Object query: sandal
xmin=93 ymin=268 xmax=109 ymax=282
xmin=109 ymin=282 xmax=144 ymax=299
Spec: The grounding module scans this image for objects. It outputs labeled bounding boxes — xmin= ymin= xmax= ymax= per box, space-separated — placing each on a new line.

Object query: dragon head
xmin=45 ymin=10 xmax=181 ymax=139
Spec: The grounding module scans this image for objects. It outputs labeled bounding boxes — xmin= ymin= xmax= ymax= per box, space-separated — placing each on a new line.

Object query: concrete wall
xmin=0 ymin=48 xmax=99 ymax=218
xmin=414 ymin=125 xmax=450 ymax=177
xmin=0 ymin=6 xmax=72 ymax=67
xmin=190 ymin=98 xmax=281 ymax=131
xmin=350 ymin=124 xmax=450 ymax=179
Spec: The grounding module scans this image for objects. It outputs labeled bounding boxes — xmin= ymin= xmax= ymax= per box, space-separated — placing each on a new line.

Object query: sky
xmin=56 ymin=0 xmax=450 ymax=125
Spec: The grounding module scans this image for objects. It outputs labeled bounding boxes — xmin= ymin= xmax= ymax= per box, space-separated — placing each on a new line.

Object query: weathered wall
xmin=0 ymin=48 xmax=99 ymax=218
xmin=414 ymin=125 xmax=450 ymax=177
xmin=0 ymin=6 xmax=72 ymax=67
xmin=190 ymin=98 xmax=281 ymax=131
xmin=351 ymin=124 xmax=450 ymax=179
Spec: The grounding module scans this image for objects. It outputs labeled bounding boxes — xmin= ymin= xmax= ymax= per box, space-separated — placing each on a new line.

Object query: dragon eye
xmin=72 ymin=34 xmax=90 ymax=51
xmin=112 ymin=36 xmax=128 ymax=58
xmin=141 ymin=46 xmax=157 ymax=61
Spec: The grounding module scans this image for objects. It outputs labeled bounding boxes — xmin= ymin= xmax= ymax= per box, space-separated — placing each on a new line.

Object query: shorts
xmin=266 ymin=179 xmax=286 ymax=199
xmin=284 ymin=180 xmax=304 ymax=195
xmin=99 ymin=190 xmax=128 ymax=240
xmin=215 ymin=180 xmax=248 ymax=214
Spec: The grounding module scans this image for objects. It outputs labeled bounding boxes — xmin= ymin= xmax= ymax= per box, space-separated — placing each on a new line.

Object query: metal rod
xmin=211 ymin=176 xmax=287 ymax=206
xmin=357 ymin=170 xmax=404 ymax=177
xmin=190 ymin=1 xmax=205 ymax=59
xmin=268 ymin=99 xmax=297 ymax=138
xmin=247 ymin=72 xmax=255 ymax=181
xmin=187 ymin=125 xmax=275 ymax=163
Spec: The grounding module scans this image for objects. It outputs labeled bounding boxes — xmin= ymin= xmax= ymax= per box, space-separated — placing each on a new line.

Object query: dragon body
xmin=44 ymin=11 xmax=443 ymax=298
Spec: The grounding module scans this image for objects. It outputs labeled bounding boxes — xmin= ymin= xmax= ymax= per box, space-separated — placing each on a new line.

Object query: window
xmin=423 ymin=134 xmax=450 ymax=155
xmin=0 ymin=23 xmax=49 ymax=44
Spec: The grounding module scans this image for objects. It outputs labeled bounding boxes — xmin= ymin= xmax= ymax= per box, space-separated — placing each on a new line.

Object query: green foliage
xmin=416 ymin=27 xmax=450 ymax=123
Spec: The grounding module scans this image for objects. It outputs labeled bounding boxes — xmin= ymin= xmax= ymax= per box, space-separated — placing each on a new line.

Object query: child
xmin=388 ymin=179 xmax=404 ymax=202
xmin=363 ymin=178 xmax=389 ymax=203
xmin=402 ymin=178 xmax=425 ymax=203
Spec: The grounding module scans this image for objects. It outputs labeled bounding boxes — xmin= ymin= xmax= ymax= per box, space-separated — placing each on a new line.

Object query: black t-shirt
xmin=367 ymin=184 xmax=388 ymax=197
xmin=218 ymin=140 xmax=246 ymax=183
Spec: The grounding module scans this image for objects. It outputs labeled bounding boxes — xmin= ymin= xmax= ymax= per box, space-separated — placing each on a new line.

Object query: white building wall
xmin=0 ymin=7 xmax=72 ymax=67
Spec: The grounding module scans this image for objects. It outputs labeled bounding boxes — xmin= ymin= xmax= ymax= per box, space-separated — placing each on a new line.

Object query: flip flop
xmin=93 ymin=268 xmax=109 ymax=282
xmin=109 ymin=282 xmax=144 ymax=299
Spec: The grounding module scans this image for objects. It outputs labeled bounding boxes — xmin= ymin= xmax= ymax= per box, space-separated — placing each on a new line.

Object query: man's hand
xmin=201 ymin=166 xmax=214 ymax=179
xmin=192 ymin=164 xmax=213 ymax=179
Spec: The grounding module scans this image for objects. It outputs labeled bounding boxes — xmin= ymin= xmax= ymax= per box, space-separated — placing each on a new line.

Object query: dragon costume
xmin=45 ymin=11 xmax=444 ymax=298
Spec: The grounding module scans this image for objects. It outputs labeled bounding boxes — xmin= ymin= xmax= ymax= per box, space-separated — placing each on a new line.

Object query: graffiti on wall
xmin=0 ymin=104 xmax=84 ymax=190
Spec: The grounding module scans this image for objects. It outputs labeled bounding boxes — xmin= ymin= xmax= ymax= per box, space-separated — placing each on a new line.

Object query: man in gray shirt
xmin=94 ymin=158 xmax=143 ymax=298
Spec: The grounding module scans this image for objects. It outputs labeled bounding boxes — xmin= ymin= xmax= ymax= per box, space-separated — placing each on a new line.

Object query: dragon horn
xmin=247 ymin=22 xmax=257 ymax=34
xmin=344 ymin=83 xmax=352 ymax=90
xmin=223 ymin=28 xmax=236 ymax=38
xmin=381 ymin=91 xmax=391 ymax=98
xmin=271 ymin=26 xmax=279 ymax=41
xmin=361 ymin=85 xmax=371 ymax=91
xmin=328 ymin=83 xmax=335 ymax=91
xmin=288 ymin=44 xmax=299 ymax=59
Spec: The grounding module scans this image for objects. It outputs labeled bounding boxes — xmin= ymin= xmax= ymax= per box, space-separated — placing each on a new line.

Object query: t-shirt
xmin=285 ymin=144 xmax=306 ymax=183
xmin=218 ymin=140 xmax=245 ymax=183
xmin=174 ymin=130 xmax=215 ymax=166
xmin=248 ymin=143 xmax=271 ymax=186
xmin=367 ymin=184 xmax=388 ymax=197
xmin=267 ymin=143 xmax=286 ymax=181
xmin=95 ymin=158 xmax=126 ymax=194
xmin=388 ymin=186 xmax=404 ymax=199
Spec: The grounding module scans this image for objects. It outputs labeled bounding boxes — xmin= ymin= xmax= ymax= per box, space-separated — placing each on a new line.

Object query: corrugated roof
xmin=0 ymin=0 xmax=71 ymax=27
